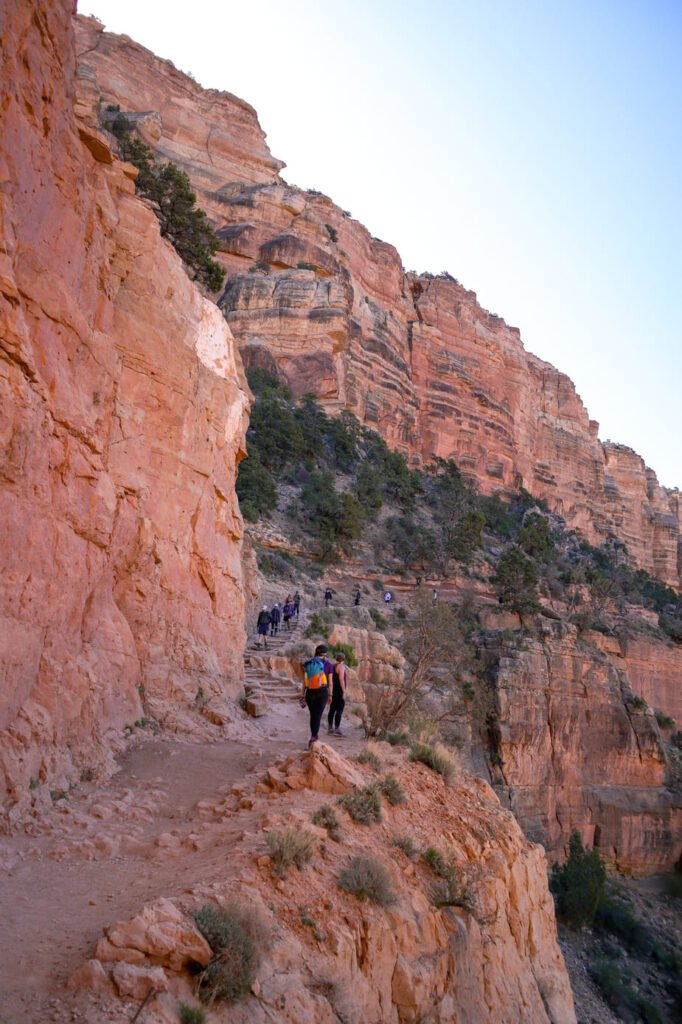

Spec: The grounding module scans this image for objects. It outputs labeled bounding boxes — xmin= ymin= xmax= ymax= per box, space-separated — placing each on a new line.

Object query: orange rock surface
xmin=82 ymin=745 xmax=577 ymax=1023
xmin=485 ymin=623 xmax=681 ymax=874
xmin=74 ymin=16 xmax=681 ymax=587
xmin=0 ymin=2 xmax=249 ymax=812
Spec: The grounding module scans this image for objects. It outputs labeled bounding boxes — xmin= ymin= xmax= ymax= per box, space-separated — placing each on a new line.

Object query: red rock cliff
xmin=0 ymin=2 xmax=250 ymax=815
xmin=74 ymin=15 xmax=681 ymax=588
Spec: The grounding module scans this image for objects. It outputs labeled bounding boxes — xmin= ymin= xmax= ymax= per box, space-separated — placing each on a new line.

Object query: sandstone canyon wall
xmin=75 ymin=15 xmax=681 ymax=588
xmin=481 ymin=623 xmax=681 ymax=874
xmin=0 ymin=2 xmax=249 ymax=815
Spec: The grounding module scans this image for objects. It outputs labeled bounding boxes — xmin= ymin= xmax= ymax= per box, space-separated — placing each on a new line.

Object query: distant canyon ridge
xmin=75 ymin=14 xmax=681 ymax=591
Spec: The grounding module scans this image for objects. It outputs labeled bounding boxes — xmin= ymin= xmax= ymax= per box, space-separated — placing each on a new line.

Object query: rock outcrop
xmin=0 ymin=2 xmax=249 ymax=813
xmin=74 ymin=16 xmax=680 ymax=586
xmin=80 ymin=745 xmax=577 ymax=1023
xmin=483 ymin=622 xmax=682 ymax=874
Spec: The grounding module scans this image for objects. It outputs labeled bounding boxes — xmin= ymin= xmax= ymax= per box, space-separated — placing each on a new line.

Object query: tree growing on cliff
xmin=108 ymin=114 xmax=224 ymax=292
xmin=361 ymin=591 xmax=476 ymax=737
xmin=492 ymin=545 xmax=539 ymax=613
xmin=550 ymin=830 xmax=606 ymax=929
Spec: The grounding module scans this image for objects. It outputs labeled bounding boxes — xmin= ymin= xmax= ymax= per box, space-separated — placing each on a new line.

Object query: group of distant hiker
xmin=255 ymin=591 xmax=301 ymax=648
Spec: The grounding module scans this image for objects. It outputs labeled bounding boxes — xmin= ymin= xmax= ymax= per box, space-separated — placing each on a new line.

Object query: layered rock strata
xmin=75 ymin=16 xmax=681 ymax=586
xmin=0 ymin=2 xmax=249 ymax=812
xmin=483 ymin=622 xmax=682 ymax=874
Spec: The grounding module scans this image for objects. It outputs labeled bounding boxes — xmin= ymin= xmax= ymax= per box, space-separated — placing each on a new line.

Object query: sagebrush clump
xmin=380 ymin=772 xmax=406 ymax=805
xmin=409 ymin=742 xmax=456 ymax=783
xmin=193 ymin=903 xmax=270 ymax=1004
xmin=266 ymin=827 xmax=314 ymax=876
xmin=338 ymin=785 xmax=382 ymax=824
xmin=338 ymin=855 xmax=396 ymax=906
xmin=312 ymin=804 xmax=341 ymax=841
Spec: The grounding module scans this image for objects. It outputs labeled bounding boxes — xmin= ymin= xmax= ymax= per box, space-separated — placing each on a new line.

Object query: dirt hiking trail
xmin=1 ymin=608 xmax=365 ymax=1023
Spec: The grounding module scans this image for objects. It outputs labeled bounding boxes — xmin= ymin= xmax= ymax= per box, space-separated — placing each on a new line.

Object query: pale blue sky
xmin=82 ymin=0 xmax=681 ymax=489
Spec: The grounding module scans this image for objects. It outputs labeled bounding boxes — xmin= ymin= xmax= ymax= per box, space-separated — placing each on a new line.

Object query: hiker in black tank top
xmin=327 ymin=653 xmax=347 ymax=736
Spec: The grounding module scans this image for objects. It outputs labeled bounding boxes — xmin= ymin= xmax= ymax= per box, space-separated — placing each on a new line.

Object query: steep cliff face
xmin=484 ymin=624 xmax=681 ymax=874
xmin=0 ymin=2 xmax=249 ymax=813
xmin=73 ymin=16 xmax=681 ymax=587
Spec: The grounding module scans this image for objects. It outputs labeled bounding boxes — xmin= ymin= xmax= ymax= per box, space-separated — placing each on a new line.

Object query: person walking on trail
xmin=324 ymin=586 xmax=333 ymax=607
xmin=293 ymin=591 xmax=301 ymax=618
xmin=256 ymin=605 xmax=271 ymax=648
xmin=299 ymin=644 xmax=333 ymax=748
xmin=282 ymin=599 xmax=294 ymax=630
xmin=384 ymin=591 xmax=392 ymax=604
xmin=327 ymin=652 xmax=348 ymax=736
xmin=270 ymin=602 xmax=281 ymax=636
xmin=354 ymin=589 xmax=361 ymax=607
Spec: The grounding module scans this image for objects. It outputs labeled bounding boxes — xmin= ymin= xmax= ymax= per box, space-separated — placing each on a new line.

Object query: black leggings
xmin=327 ymin=685 xmax=345 ymax=730
xmin=306 ymin=686 xmax=328 ymax=741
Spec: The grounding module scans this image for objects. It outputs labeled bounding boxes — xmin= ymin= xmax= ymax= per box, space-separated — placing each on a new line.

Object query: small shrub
xmin=312 ymin=804 xmax=341 ymax=841
xmin=251 ymin=259 xmax=270 ymax=272
xmin=627 ymin=693 xmax=647 ymax=710
xmin=409 ymin=742 xmax=456 ymax=784
xmin=386 ymin=730 xmax=409 ymax=746
xmin=266 ymin=827 xmax=314 ymax=876
xmin=550 ymin=830 xmax=606 ymax=929
xmin=655 ymin=710 xmax=675 ymax=730
xmin=338 ymin=855 xmax=396 ymax=906
xmin=423 ymin=846 xmax=448 ymax=876
xmin=664 ymin=873 xmax=682 ymax=899
xmin=356 ymin=749 xmax=382 ymax=771
xmin=29 ymin=777 xmax=39 ymax=791
xmin=391 ymin=834 xmax=418 ymax=858
xmin=296 ymin=261 xmax=317 ymax=271
xmin=430 ymin=873 xmax=471 ymax=909
xmin=423 ymin=846 xmax=470 ymax=908
xmin=178 ymin=1004 xmax=206 ymax=1024
xmin=194 ymin=903 xmax=269 ymax=1004
xmin=590 ymin=960 xmax=665 ymax=1023
xmin=329 ymin=641 xmax=358 ymax=667
xmin=338 ymin=786 xmax=382 ymax=824
xmin=304 ymin=611 xmax=330 ymax=640
xmin=380 ymin=773 xmax=406 ymax=806
xmin=369 ymin=607 xmax=387 ymax=629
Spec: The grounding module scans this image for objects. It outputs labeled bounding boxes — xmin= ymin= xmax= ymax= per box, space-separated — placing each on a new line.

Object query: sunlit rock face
xmin=483 ymin=623 xmax=681 ymax=875
xmin=75 ymin=15 xmax=680 ymax=587
xmin=0 ymin=2 xmax=250 ymax=813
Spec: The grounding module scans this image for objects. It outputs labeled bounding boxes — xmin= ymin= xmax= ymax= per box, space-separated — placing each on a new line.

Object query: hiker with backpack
xmin=324 ymin=586 xmax=333 ymax=607
xmin=270 ymin=603 xmax=281 ymax=636
xmin=299 ymin=644 xmax=334 ymax=748
xmin=293 ymin=591 xmax=301 ymax=618
xmin=282 ymin=599 xmax=294 ymax=630
xmin=256 ymin=605 xmax=271 ymax=648
xmin=327 ymin=652 xmax=348 ymax=736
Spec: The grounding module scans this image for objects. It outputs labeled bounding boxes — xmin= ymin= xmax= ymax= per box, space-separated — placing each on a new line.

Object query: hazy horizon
xmin=81 ymin=0 xmax=681 ymax=490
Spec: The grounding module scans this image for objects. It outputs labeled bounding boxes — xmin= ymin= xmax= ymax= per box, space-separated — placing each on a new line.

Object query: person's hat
xmin=262 ymin=604 xmax=268 ymax=610
xmin=335 ymin=652 xmax=345 ymax=660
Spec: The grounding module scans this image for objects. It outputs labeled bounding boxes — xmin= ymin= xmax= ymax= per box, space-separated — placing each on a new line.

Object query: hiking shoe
xmin=333 ymin=729 xmax=345 ymax=737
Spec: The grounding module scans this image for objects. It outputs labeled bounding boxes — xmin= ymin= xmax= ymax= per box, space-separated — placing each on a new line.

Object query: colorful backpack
xmin=303 ymin=657 xmax=327 ymax=690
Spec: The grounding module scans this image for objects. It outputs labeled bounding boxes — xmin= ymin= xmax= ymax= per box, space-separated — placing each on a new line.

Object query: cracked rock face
xmin=484 ymin=624 xmax=682 ymax=874
xmin=0 ymin=1 xmax=250 ymax=812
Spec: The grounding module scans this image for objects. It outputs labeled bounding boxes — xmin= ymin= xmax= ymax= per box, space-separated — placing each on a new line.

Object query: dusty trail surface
xmin=0 ymin=616 xmax=362 ymax=1023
